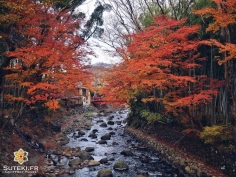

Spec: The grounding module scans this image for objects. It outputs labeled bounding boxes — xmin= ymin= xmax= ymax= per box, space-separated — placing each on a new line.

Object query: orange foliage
xmin=194 ymin=0 xmax=236 ymax=64
xmin=3 ymin=0 xmax=92 ymax=110
xmin=101 ymin=15 xmax=223 ymax=119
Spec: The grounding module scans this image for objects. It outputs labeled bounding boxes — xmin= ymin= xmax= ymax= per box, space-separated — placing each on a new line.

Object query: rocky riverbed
xmin=39 ymin=109 xmax=184 ymax=177
xmin=0 ymin=106 xmax=229 ymax=177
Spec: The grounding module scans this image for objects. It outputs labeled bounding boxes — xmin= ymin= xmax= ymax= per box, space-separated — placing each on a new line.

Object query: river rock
xmin=109 ymin=131 xmax=115 ymax=135
xmin=101 ymin=133 xmax=111 ymax=140
xmin=99 ymin=158 xmax=108 ymax=164
xmin=97 ymin=168 xmax=113 ymax=177
xmin=109 ymin=115 xmax=114 ymax=119
xmin=88 ymin=133 xmax=97 ymax=139
xmin=81 ymin=138 xmax=88 ymax=141
xmin=92 ymin=129 xmax=98 ymax=133
xmin=88 ymin=160 xmax=100 ymax=166
xmin=112 ymin=142 xmax=119 ymax=145
xmin=98 ymin=140 xmax=107 ymax=144
xmin=68 ymin=167 xmax=75 ymax=174
xmin=107 ymin=127 xmax=113 ymax=130
xmin=100 ymin=122 xmax=107 ymax=127
xmin=79 ymin=150 xmax=94 ymax=161
xmin=107 ymin=120 xmax=114 ymax=125
xmin=69 ymin=158 xmax=81 ymax=168
xmin=50 ymin=122 xmax=61 ymax=132
xmin=85 ymin=147 xmax=95 ymax=152
xmin=113 ymin=160 xmax=129 ymax=171
xmin=97 ymin=120 xmax=104 ymax=123
xmin=120 ymin=149 xmax=133 ymax=156
xmin=140 ymin=155 xmax=149 ymax=163
xmin=58 ymin=137 xmax=69 ymax=146
xmin=78 ymin=130 xmax=86 ymax=135
xmin=116 ymin=121 xmax=121 ymax=125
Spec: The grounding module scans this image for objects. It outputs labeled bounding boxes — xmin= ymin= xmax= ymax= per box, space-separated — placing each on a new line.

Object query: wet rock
xmin=68 ymin=167 xmax=75 ymax=174
xmin=85 ymin=147 xmax=95 ymax=152
xmin=81 ymin=138 xmax=88 ymax=141
xmin=127 ymin=139 xmax=132 ymax=143
xmin=78 ymin=130 xmax=86 ymax=135
xmin=53 ymin=149 xmax=63 ymax=155
xmin=88 ymin=133 xmax=97 ymax=139
xmin=185 ymin=166 xmax=191 ymax=173
xmin=120 ymin=149 xmax=133 ymax=156
xmin=140 ymin=155 xmax=149 ymax=163
xmin=57 ymin=162 xmax=65 ymax=167
xmin=99 ymin=158 xmax=108 ymax=164
xmin=107 ymin=127 xmax=113 ymax=130
xmin=112 ymin=142 xmax=119 ymax=145
xmin=100 ymin=122 xmax=108 ymax=127
xmin=97 ymin=168 xmax=113 ymax=177
xmin=50 ymin=122 xmax=61 ymax=132
xmin=107 ymin=120 xmax=114 ymax=125
xmin=69 ymin=158 xmax=81 ymax=168
xmin=109 ymin=131 xmax=115 ymax=135
xmin=113 ymin=160 xmax=129 ymax=171
xmin=97 ymin=120 xmax=104 ymax=123
xmin=109 ymin=115 xmax=114 ymax=119
xmin=79 ymin=150 xmax=94 ymax=161
xmin=92 ymin=129 xmax=98 ymax=133
xmin=98 ymin=140 xmax=107 ymax=144
xmin=101 ymin=133 xmax=111 ymax=140
xmin=88 ymin=160 xmax=100 ymax=166
xmin=116 ymin=121 xmax=122 ymax=125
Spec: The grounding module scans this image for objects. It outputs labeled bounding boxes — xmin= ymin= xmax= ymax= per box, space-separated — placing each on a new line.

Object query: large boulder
xmin=97 ymin=168 xmax=113 ymax=177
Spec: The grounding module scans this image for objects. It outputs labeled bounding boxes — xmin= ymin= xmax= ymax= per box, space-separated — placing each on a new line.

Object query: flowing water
xmin=59 ymin=109 xmax=183 ymax=177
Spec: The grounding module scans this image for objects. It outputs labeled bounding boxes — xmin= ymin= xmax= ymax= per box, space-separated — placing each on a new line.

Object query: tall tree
xmin=0 ymin=0 xmax=92 ymax=130
xmin=194 ymin=0 xmax=236 ymax=124
xmin=101 ymin=15 xmax=222 ymax=131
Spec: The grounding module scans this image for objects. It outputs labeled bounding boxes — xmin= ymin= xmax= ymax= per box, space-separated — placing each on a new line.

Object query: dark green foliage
xmin=82 ymin=2 xmax=111 ymax=39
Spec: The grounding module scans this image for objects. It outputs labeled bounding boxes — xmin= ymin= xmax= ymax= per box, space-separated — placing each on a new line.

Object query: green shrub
xmin=140 ymin=110 xmax=171 ymax=124
xmin=200 ymin=125 xmax=234 ymax=144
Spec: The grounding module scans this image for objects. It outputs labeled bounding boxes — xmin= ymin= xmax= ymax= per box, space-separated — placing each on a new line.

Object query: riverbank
xmin=0 ymin=105 xmax=96 ymax=176
xmin=125 ymin=127 xmax=228 ymax=177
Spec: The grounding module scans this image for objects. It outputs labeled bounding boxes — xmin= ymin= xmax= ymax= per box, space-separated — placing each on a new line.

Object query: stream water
xmin=59 ymin=109 xmax=183 ymax=177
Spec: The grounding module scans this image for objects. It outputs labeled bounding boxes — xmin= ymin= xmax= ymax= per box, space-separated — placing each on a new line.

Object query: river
xmin=58 ymin=109 xmax=183 ymax=177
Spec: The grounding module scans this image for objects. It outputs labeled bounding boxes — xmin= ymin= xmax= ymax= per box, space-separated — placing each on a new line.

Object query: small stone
xmin=85 ymin=147 xmax=95 ymax=152
xmin=98 ymin=140 xmax=107 ymax=144
xmin=107 ymin=121 xmax=114 ymax=125
xmin=100 ymin=122 xmax=107 ymax=127
xmin=100 ymin=158 xmax=108 ymax=164
xmin=120 ymin=149 xmax=133 ymax=156
xmin=81 ymin=138 xmax=88 ymax=141
xmin=88 ymin=133 xmax=97 ymax=139
xmin=88 ymin=160 xmax=100 ymax=166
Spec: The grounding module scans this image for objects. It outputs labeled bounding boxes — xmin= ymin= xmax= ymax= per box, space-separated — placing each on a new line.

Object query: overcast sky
xmin=77 ymin=0 xmax=121 ymax=64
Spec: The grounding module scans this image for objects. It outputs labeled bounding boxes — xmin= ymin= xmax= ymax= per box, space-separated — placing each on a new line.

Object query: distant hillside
xmin=92 ymin=62 xmax=112 ymax=68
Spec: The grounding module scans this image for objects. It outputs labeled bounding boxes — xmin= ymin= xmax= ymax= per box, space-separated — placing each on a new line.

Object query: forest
xmin=0 ymin=0 xmax=236 ymax=175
